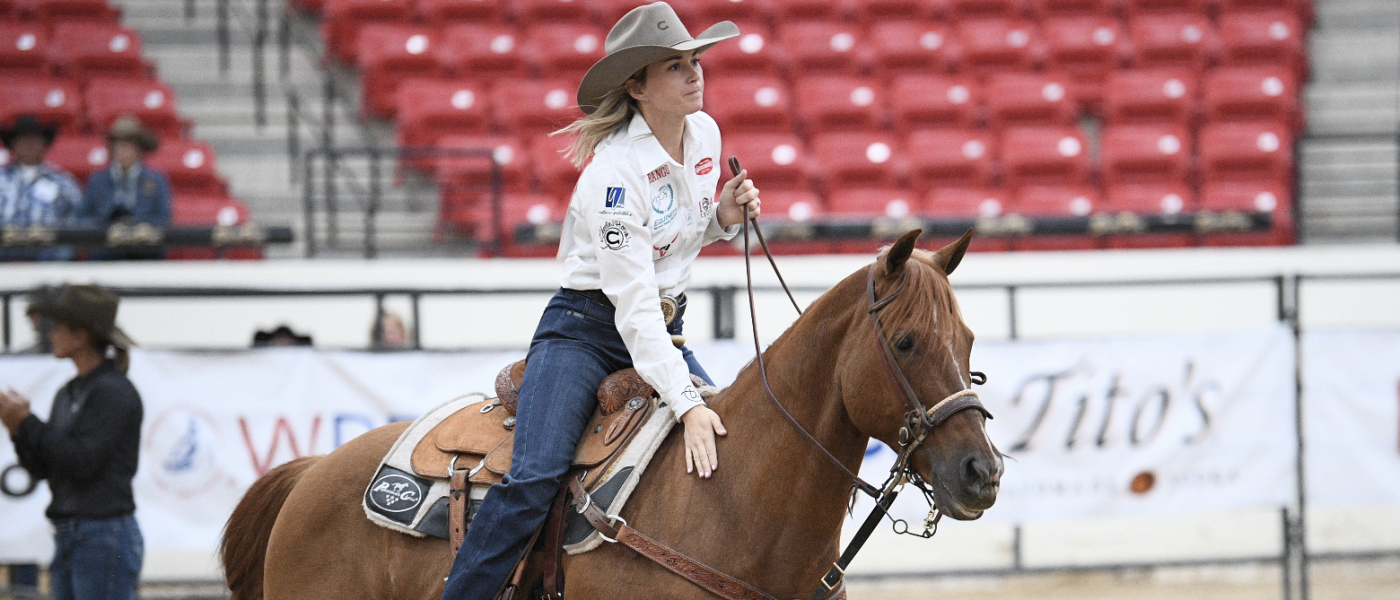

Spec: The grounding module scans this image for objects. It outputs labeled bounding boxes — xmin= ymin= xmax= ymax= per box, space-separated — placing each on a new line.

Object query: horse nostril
xmin=961 ymin=455 xmax=990 ymax=493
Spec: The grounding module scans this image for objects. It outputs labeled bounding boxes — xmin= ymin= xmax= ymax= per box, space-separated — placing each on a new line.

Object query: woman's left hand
xmin=716 ymin=169 xmax=760 ymax=228
xmin=0 ymin=389 xmax=31 ymax=434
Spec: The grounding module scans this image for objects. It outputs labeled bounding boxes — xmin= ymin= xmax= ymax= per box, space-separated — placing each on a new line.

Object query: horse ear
xmin=932 ymin=228 xmax=974 ymax=275
xmin=883 ymin=229 xmax=922 ymax=275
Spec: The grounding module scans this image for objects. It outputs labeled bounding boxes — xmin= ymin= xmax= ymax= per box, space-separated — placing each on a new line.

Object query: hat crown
xmin=60 ymin=286 xmax=119 ymax=330
xmin=605 ymin=2 xmax=693 ymax=56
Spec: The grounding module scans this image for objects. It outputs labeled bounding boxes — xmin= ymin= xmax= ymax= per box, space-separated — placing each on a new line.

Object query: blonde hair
xmin=553 ymin=70 xmax=647 ymax=168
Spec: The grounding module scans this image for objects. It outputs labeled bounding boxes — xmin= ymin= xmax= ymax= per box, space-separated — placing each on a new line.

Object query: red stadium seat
xmin=1100 ymin=124 xmax=1192 ymax=185
xmin=868 ymin=22 xmax=955 ymax=77
xmin=811 ymin=132 xmax=901 ymax=189
xmin=1000 ymin=126 xmax=1090 ymax=187
xmin=703 ymin=75 xmax=793 ymax=133
xmin=356 ymin=25 xmax=439 ymax=118
xmin=48 ymin=23 xmax=148 ymax=82
xmin=461 ymin=193 xmax=568 ymax=256
xmin=171 ymin=195 xmax=249 ymax=227
xmin=906 ymin=129 xmax=997 ymax=193
xmin=829 ymin=187 xmax=923 ymax=253
xmin=699 ymin=21 xmax=778 ymax=75
xmin=320 ymin=0 xmax=413 ymax=65
xmin=592 ymin=0 xmax=656 ymax=25
xmin=985 ymin=72 xmax=1077 ymax=128
xmin=1103 ymin=68 xmax=1197 ymax=125
xmin=84 ymin=78 xmax=183 ymax=139
xmin=395 ymin=79 xmax=490 ymax=151
xmin=889 ymin=75 xmax=981 ymax=130
xmin=1040 ymin=16 xmax=1127 ymax=103
xmin=1011 ymin=185 xmax=1100 ymax=250
xmin=1198 ymin=180 xmax=1293 ymax=246
xmin=1128 ymin=13 xmax=1217 ymax=74
xmin=1198 ymin=121 xmax=1293 ymax=183
xmin=1028 ymin=0 xmax=1116 ymax=16
xmin=511 ymin=0 xmax=589 ymax=22
xmin=950 ymin=0 xmax=1026 ymax=20
xmin=686 ymin=0 xmax=768 ymax=21
xmin=778 ymin=21 xmax=864 ymax=75
xmin=1219 ymin=0 xmax=1313 ymax=22
xmin=491 ymin=78 xmax=583 ymax=135
xmin=763 ymin=189 xmax=824 ymax=221
xmin=1123 ymin=0 xmax=1210 ymax=15
xmin=15 ymin=0 xmax=117 ymax=22
xmin=436 ymin=134 xmax=531 ymax=193
xmin=1202 ymin=66 xmax=1300 ymax=129
xmin=526 ymin=24 xmax=606 ymax=74
xmin=439 ymin=24 xmax=524 ymax=77
xmin=850 ymin=0 xmax=940 ymax=22
xmin=148 ymin=139 xmax=227 ymax=196
xmin=793 ymin=76 xmax=885 ymax=131
xmin=955 ymin=19 xmax=1040 ymax=77
xmin=1217 ymin=10 xmax=1307 ymax=75
xmin=768 ymin=0 xmax=840 ymax=20
xmin=528 ymin=133 xmax=578 ymax=198
xmin=1101 ymin=183 xmax=1196 ymax=248
xmin=923 ymin=186 xmax=1012 ymax=251
xmin=418 ymin=0 xmax=504 ymax=22
xmin=0 ymin=22 xmax=48 ymax=76
xmin=740 ymin=189 xmax=835 ymax=254
xmin=46 ymin=135 xmax=107 ymax=183
xmin=721 ymin=133 xmax=810 ymax=191
xmin=0 ymin=78 xmax=82 ymax=133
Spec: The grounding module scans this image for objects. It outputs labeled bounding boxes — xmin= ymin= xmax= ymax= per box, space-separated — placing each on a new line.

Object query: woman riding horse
xmin=441 ymin=3 xmax=760 ymax=597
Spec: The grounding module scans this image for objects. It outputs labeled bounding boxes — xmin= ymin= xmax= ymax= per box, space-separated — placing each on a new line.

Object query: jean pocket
xmin=564 ymin=308 xmax=613 ymax=329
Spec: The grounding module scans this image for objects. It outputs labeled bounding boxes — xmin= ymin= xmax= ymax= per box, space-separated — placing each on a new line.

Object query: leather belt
xmin=567 ymin=289 xmax=687 ymax=326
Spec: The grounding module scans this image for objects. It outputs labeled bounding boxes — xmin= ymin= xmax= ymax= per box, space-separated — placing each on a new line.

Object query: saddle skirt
xmin=363 ymin=364 xmax=693 ymax=555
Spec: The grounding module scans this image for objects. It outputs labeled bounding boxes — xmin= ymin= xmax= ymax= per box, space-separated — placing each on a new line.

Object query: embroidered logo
xmin=605 ymin=187 xmax=625 ymax=208
xmin=653 ymin=233 xmax=678 ymax=262
xmin=646 ymin=164 xmax=670 ymax=184
xmin=368 ymin=473 xmax=424 ymax=513
xmin=695 ymin=157 xmax=713 ymax=176
xmin=651 ymin=183 xmax=675 ymax=214
xmin=600 ymin=220 xmax=630 ymax=250
xmin=699 ymin=196 xmax=713 ymax=217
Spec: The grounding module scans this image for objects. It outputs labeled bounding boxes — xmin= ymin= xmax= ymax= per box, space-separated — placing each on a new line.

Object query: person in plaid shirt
xmin=0 ymin=115 xmax=83 ymax=261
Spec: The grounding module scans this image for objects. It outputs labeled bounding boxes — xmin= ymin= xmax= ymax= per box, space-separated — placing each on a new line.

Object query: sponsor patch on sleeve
xmin=599 ymin=220 xmax=630 ymax=251
xmin=605 ymin=186 xmax=625 ymax=208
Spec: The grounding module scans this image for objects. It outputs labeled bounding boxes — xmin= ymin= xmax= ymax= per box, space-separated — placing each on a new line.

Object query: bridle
xmin=733 ymin=155 xmax=994 ymax=600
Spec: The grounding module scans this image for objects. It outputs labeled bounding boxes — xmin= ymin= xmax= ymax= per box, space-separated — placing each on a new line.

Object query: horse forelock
xmin=875 ymin=248 xmax=965 ymax=352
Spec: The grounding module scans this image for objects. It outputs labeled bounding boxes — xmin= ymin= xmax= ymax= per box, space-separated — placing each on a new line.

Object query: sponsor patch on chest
xmin=695 ymin=157 xmax=712 ymax=176
xmin=646 ymin=164 xmax=671 ymax=184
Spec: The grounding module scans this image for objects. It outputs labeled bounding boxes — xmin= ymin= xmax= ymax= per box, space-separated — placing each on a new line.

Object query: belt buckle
xmin=660 ymin=295 xmax=679 ymax=326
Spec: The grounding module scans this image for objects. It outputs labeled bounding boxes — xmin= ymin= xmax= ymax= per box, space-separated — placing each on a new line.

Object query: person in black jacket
xmin=0 ymin=285 xmax=143 ymax=600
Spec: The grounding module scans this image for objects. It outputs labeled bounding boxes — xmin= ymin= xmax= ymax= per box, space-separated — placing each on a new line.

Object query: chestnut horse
xmin=221 ymin=230 xmax=1002 ymax=600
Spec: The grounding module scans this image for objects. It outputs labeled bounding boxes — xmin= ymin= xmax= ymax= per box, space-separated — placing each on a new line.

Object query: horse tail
xmin=221 ymin=456 xmax=321 ymax=600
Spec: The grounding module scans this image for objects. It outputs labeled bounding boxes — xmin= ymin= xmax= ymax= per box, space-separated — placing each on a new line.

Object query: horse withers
xmin=221 ymin=229 xmax=1002 ymax=600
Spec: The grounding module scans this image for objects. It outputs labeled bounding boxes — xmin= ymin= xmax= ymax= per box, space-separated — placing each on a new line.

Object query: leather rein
xmin=562 ymin=157 xmax=992 ymax=600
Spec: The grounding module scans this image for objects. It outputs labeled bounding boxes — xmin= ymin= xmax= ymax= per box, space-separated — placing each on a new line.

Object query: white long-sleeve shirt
xmin=557 ymin=111 xmax=740 ymax=421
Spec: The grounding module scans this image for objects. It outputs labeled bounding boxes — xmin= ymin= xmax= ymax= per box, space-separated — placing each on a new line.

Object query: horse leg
xmin=262 ymin=422 xmax=453 ymax=600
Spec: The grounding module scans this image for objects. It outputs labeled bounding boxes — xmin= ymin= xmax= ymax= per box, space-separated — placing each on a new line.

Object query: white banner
xmin=852 ymin=325 xmax=1298 ymax=526
xmin=0 ymin=328 xmax=1298 ymax=566
xmin=1303 ymin=330 xmax=1400 ymax=507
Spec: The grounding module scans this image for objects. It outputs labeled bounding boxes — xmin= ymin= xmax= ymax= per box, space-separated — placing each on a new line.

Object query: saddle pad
xmin=363 ymin=393 xmax=489 ymax=538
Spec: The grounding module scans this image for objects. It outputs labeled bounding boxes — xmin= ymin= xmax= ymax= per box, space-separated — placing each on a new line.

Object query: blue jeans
xmin=441 ymin=289 xmax=711 ymax=600
xmin=50 ymin=514 xmax=143 ymax=600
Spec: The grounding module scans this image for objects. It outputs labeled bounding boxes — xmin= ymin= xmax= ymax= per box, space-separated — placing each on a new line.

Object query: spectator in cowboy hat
xmin=82 ymin=116 xmax=170 ymax=259
xmin=0 ymin=285 xmax=144 ymax=600
xmin=0 ymin=114 xmax=84 ymax=261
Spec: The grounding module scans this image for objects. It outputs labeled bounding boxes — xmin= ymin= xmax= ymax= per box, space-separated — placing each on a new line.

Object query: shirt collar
xmin=111 ymin=163 xmax=142 ymax=181
xmin=626 ymin=112 xmax=703 ymax=174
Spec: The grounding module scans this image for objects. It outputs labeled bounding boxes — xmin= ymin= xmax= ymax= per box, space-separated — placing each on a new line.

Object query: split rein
xmin=730 ymin=158 xmax=992 ymax=600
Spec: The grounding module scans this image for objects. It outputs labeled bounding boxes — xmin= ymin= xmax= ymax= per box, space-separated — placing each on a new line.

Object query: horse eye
xmin=894 ymin=335 xmax=915 ymax=352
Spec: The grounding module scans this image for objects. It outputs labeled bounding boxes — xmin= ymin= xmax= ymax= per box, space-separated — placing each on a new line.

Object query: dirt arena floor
xmin=845 ymin=557 xmax=1400 ymax=600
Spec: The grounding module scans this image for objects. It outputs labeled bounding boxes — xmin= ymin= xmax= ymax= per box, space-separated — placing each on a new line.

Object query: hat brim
xmin=107 ymin=130 xmax=159 ymax=153
xmin=1 ymin=125 xmax=58 ymax=150
xmin=577 ymin=21 xmax=740 ymax=115
xmin=27 ymin=304 xmax=135 ymax=349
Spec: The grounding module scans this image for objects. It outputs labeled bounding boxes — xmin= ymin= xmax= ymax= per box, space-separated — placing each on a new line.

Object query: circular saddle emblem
xmin=368 ymin=473 xmax=425 ymax=513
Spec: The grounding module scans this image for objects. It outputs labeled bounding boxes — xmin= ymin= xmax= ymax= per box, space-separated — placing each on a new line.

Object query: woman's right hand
xmin=680 ymin=405 xmax=727 ymax=479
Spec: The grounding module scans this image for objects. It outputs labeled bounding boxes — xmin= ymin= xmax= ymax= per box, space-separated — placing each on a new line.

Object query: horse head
xmin=839 ymin=229 xmax=1002 ymax=520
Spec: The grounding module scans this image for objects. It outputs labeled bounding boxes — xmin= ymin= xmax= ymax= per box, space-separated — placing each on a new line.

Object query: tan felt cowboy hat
xmin=27 ymin=285 xmax=136 ymax=349
xmin=106 ymin=115 xmax=159 ymax=153
xmin=577 ymin=2 xmax=739 ymax=115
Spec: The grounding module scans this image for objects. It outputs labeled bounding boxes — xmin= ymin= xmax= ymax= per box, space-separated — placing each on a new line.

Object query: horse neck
xmin=709 ymin=279 xmax=869 ymax=557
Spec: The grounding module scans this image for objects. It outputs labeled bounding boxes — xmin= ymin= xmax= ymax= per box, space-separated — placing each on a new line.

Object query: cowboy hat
xmin=0 ymin=114 xmax=58 ymax=150
xmin=106 ymin=115 xmax=159 ymax=153
xmin=26 ymin=285 xmax=136 ymax=349
xmin=577 ymin=2 xmax=739 ymax=115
